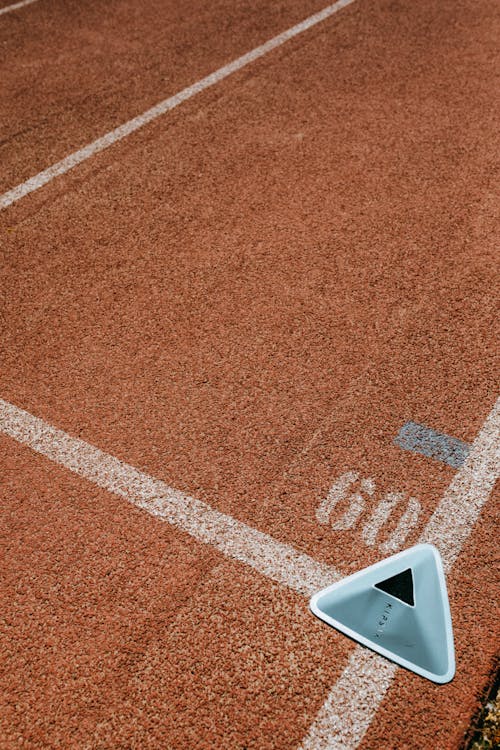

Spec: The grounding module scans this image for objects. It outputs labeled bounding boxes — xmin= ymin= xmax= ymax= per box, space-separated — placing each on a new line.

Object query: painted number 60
xmin=316 ymin=471 xmax=421 ymax=553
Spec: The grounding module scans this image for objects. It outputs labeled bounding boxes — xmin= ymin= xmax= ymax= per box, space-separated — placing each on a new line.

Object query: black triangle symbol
xmin=374 ymin=567 xmax=414 ymax=606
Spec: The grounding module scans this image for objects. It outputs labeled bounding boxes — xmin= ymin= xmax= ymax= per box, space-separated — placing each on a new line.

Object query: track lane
xmin=0 ymin=434 xmax=347 ymax=749
xmin=1 ymin=0 xmax=499 ymax=747
xmin=1 ymin=0 xmax=497 ymax=545
xmin=0 ymin=0 xmax=337 ymax=193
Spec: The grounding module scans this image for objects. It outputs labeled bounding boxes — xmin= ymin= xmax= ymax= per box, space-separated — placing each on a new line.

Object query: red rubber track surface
xmin=1 ymin=0 xmax=499 ymax=748
xmin=0 ymin=0 xmax=331 ymax=192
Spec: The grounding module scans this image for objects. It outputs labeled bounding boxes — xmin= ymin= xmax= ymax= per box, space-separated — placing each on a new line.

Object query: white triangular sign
xmin=310 ymin=543 xmax=455 ymax=683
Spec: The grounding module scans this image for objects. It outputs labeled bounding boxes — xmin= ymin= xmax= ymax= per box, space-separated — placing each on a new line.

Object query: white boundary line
xmin=0 ymin=0 xmax=39 ymax=17
xmin=0 ymin=396 xmax=497 ymax=749
xmin=0 ymin=398 xmax=340 ymax=597
xmin=0 ymin=0 xmax=357 ymax=210
xmin=299 ymin=397 xmax=499 ymax=750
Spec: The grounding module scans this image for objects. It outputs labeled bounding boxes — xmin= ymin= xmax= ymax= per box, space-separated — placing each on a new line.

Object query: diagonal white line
xmin=0 ymin=0 xmax=39 ymax=17
xmin=299 ymin=396 xmax=499 ymax=750
xmin=420 ymin=403 xmax=500 ymax=572
xmin=0 ymin=0 xmax=357 ymax=209
xmin=0 ymin=398 xmax=340 ymax=597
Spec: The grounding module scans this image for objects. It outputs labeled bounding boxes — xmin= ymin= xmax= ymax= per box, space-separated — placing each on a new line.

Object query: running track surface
xmin=1 ymin=0 xmax=499 ymax=748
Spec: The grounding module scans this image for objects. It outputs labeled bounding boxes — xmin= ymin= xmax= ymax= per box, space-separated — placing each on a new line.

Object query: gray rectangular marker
xmin=395 ymin=421 xmax=470 ymax=469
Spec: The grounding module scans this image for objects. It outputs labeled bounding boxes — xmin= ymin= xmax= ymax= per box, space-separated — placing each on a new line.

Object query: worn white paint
xmin=0 ymin=0 xmax=39 ymax=17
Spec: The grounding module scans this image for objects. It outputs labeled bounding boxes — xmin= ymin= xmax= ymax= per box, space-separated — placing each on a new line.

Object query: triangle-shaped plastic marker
xmin=310 ymin=543 xmax=455 ymax=683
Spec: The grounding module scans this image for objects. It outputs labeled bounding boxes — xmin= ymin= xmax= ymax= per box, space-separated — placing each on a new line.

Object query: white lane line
xmin=420 ymin=401 xmax=500 ymax=572
xmin=0 ymin=0 xmax=39 ymax=17
xmin=299 ymin=396 xmax=500 ymax=750
xmin=0 ymin=0 xmax=357 ymax=210
xmin=0 ymin=398 xmax=340 ymax=597
xmin=299 ymin=650 xmax=398 ymax=750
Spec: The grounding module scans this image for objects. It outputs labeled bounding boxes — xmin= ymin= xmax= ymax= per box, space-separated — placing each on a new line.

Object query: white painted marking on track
xmin=299 ymin=650 xmax=398 ymax=750
xmin=299 ymin=397 xmax=499 ymax=750
xmin=420 ymin=404 xmax=500 ymax=571
xmin=0 ymin=0 xmax=357 ymax=209
xmin=317 ymin=472 xmax=421 ymax=552
xmin=0 ymin=0 xmax=39 ymax=17
xmin=0 ymin=398 xmax=340 ymax=597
